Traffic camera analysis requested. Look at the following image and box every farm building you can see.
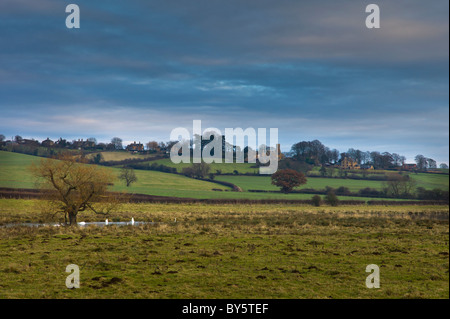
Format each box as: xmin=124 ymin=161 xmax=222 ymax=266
xmin=402 ymin=163 xmax=417 ymax=171
xmin=126 ymin=141 xmax=144 ymax=153
xmin=72 ymin=139 xmax=95 ymax=149
xmin=19 ymin=139 xmax=40 ymax=147
xmin=340 ymin=157 xmax=360 ymax=170
xmin=41 ymin=138 xmax=54 ymax=147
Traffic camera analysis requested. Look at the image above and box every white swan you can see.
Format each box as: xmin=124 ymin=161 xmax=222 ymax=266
xmin=105 ymin=219 xmax=109 ymax=226
xmin=78 ymin=221 xmax=86 ymax=226
xmin=131 ymin=217 xmax=135 ymax=225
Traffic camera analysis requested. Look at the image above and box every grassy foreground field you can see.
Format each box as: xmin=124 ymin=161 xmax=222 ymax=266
xmin=0 ymin=199 xmax=448 ymax=299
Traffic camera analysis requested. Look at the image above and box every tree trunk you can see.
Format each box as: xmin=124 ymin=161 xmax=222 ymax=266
xmin=68 ymin=212 xmax=77 ymax=226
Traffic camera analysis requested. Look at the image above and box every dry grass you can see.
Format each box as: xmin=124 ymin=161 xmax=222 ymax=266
xmin=0 ymin=199 xmax=448 ymax=299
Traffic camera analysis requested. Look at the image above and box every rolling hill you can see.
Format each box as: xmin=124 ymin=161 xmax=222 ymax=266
xmin=0 ymin=151 xmax=230 ymax=198
xmin=0 ymin=151 xmax=447 ymax=201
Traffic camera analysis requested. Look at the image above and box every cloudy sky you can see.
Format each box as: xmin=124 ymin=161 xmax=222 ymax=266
xmin=0 ymin=0 xmax=448 ymax=163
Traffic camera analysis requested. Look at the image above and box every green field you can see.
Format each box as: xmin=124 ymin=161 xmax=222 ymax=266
xmin=0 ymin=151 xmax=404 ymax=201
xmin=217 ymin=175 xmax=384 ymax=192
xmin=216 ymin=174 xmax=449 ymax=193
xmin=88 ymin=151 xmax=157 ymax=162
xmin=0 ymin=151 xmax=448 ymax=201
xmin=0 ymin=199 xmax=448 ymax=299
xmin=0 ymin=151 xmax=39 ymax=189
xmin=410 ymin=173 xmax=449 ymax=190
xmin=136 ymin=158 xmax=259 ymax=174
xmin=0 ymin=151 xmax=229 ymax=199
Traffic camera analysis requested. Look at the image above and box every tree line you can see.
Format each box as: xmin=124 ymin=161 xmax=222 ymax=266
xmin=289 ymin=139 xmax=446 ymax=170
xmin=1 ymin=134 xmax=447 ymax=171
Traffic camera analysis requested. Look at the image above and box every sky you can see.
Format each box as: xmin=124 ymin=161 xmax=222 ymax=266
xmin=0 ymin=0 xmax=448 ymax=164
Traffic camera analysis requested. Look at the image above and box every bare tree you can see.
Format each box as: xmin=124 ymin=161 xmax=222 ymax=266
xmin=15 ymin=135 xmax=23 ymax=143
xmin=383 ymin=174 xmax=417 ymax=198
xmin=111 ymin=137 xmax=123 ymax=150
xmin=392 ymin=153 xmax=403 ymax=167
xmin=182 ymin=162 xmax=210 ymax=179
xmin=399 ymin=155 xmax=407 ymax=166
xmin=30 ymin=154 xmax=118 ymax=225
xmin=119 ymin=167 xmax=138 ymax=187
xmin=427 ymin=158 xmax=437 ymax=169
xmin=146 ymin=141 xmax=159 ymax=152
xmin=415 ymin=155 xmax=428 ymax=171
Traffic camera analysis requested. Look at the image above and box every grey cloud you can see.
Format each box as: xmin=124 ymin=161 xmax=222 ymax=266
xmin=0 ymin=0 xmax=448 ymax=164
